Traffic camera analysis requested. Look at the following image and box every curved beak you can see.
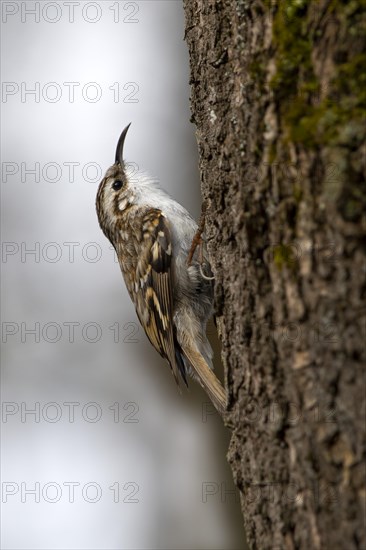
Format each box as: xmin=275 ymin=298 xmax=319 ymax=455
xmin=115 ymin=122 xmax=132 ymax=165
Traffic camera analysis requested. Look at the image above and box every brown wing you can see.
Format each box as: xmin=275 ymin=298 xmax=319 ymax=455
xmin=124 ymin=211 xmax=185 ymax=387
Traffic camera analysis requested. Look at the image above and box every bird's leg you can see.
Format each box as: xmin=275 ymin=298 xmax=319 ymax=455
xmin=199 ymin=251 xmax=215 ymax=280
xmin=187 ymin=202 xmax=206 ymax=266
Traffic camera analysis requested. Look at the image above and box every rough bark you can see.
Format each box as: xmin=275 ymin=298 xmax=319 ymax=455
xmin=183 ymin=1 xmax=365 ymax=549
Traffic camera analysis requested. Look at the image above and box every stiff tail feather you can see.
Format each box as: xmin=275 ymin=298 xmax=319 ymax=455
xmin=182 ymin=346 xmax=226 ymax=416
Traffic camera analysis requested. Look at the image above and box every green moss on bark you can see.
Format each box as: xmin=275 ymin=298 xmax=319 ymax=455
xmin=269 ymin=1 xmax=366 ymax=150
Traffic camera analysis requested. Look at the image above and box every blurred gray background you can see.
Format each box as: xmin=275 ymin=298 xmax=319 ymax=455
xmin=1 ymin=1 xmax=244 ymax=548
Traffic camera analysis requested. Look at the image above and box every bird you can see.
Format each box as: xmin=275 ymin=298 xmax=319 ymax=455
xmin=96 ymin=124 xmax=226 ymax=415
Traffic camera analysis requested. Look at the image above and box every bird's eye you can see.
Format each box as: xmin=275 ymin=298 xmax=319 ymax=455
xmin=112 ymin=180 xmax=123 ymax=191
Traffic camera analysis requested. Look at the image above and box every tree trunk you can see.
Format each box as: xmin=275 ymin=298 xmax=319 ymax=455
xmin=183 ymin=1 xmax=365 ymax=549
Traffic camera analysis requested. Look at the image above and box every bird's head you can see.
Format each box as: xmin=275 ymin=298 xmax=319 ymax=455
xmin=96 ymin=123 xmax=169 ymax=244
xmin=96 ymin=123 xmax=135 ymax=239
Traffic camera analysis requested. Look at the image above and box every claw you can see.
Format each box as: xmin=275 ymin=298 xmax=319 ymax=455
xmin=187 ymin=202 xmax=207 ymax=266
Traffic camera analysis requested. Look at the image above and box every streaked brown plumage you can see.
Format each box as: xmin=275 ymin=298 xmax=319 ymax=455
xmin=96 ymin=124 xmax=226 ymax=414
